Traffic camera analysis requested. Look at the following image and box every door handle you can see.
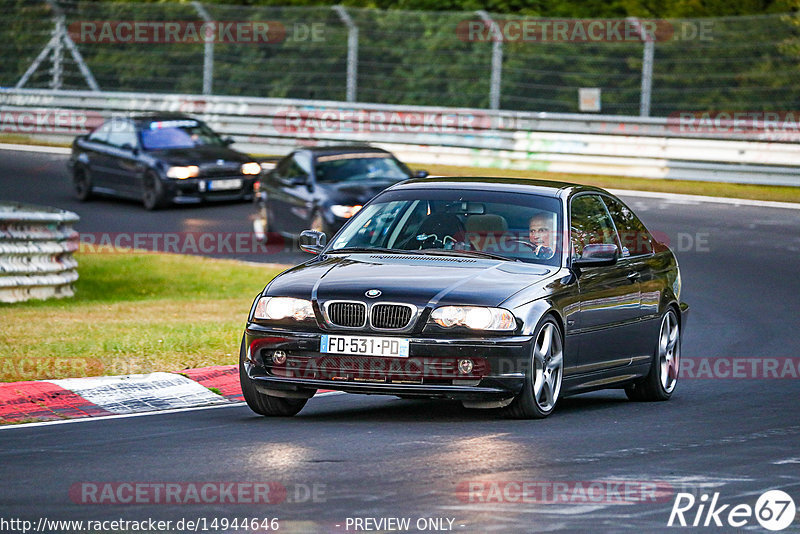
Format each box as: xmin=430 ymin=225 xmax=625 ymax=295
xmin=627 ymin=271 xmax=641 ymax=281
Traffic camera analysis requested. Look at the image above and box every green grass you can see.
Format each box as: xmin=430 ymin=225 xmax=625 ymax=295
xmin=414 ymin=164 xmax=800 ymax=204
xmin=0 ymin=253 xmax=284 ymax=382
xmin=0 ymin=133 xmax=71 ymax=148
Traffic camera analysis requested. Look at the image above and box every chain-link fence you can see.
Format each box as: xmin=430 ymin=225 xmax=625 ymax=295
xmin=2 ymin=0 xmax=800 ymax=116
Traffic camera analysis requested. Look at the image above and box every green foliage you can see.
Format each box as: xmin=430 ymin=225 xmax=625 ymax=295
xmin=2 ymin=0 xmax=799 ymax=114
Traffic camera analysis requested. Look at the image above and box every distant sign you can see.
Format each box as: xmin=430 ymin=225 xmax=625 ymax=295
xmin=579 ymin=88 xmax=601 ymax=112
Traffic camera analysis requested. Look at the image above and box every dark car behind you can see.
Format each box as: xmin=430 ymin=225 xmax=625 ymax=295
xmin=253 ymin=146 xmax=426 ymax=241
xmin=69 ymin=114 xmax=262 ymax=210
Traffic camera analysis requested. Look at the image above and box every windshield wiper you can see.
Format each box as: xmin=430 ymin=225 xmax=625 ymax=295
xmin=325 ymin=247 xmax=422 ymax=255
xmin=326 ymin=247 xmax=515 ymax=262
xmin=422 ymin=249 xmax=518 ymax=262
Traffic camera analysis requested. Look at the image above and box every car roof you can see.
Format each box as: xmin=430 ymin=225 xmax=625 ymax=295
xmin=386 ymin=176 xmax=608 ymax=198
xmin=130 ymin=113 xmax=199 ymax=124
xmin=298 ymin=145 xmax=392 ymax=157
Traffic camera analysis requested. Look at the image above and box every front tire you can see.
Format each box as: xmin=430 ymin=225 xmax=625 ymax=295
xmin=239 ymin=336 xmax=309 ymax=417
xmin=503 ymin=317 xmax=563 ymax=419
xmin=625 ymin=309 xmax=680 ymax=402
xmin=73 ymin=166 xmax=93 ymax=201
xmin=142 ymin=172 xmax=168 ymax=211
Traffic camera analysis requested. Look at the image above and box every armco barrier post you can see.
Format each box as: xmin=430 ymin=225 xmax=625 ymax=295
xmin=0 ymin=203 xmax=79 ymax=303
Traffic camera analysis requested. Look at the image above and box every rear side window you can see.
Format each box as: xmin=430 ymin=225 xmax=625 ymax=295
xmin=87 ymin=122 xmax=112 ymax=143
xmin=602 ymin=196 xmax=653 ymax=256
xmin=570 ymin=194 xmax=618 ymax=259
xmin=106 ymin=121 xmax=138 ymax=149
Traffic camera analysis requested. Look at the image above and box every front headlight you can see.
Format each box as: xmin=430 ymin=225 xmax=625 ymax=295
xmin=430 ymin=306 xmax=516 ymax=331
xmin=166 ymin=165 xmax=199 ymax=179
xmin=330 ymin=204 xmax=363 ymax=219
xmin=241 ymin=162 xmax=262 ymax=175
xmin=253 ymin=297 xmax=314 ymax=321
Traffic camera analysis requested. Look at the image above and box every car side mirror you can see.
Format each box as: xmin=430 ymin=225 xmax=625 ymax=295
xmin=223 ymin=137 xmax=235 ymax=146
xmin=573 ymin=243 xmax=619 ymax=268
xmin=413 ymin=170 xmax=429 ymax=178
xmin=299 ymin=230 xmax=327 ymax=255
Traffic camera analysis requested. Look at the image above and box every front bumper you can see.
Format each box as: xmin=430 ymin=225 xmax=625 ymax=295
xmin=163 ymin=176 xmax=257 ymax=203
xmin=243 ymin=325 xmax=532 ymax=401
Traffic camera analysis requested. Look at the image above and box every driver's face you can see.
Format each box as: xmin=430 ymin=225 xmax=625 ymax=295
xmin=529 ymin=216 xmax=554 ymax=247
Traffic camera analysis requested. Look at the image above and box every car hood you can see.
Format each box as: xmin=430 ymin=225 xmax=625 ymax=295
xmin=266 ymin=252 xmax=557 ymax=310
xmin=149 ymin=145 xmax=251 ymax=166
xmin=318 ymin=179 xmax=404 ymax=205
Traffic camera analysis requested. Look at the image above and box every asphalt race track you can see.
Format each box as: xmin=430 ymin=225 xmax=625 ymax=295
xmin=2 ymin=147 xmax=800 ymax=532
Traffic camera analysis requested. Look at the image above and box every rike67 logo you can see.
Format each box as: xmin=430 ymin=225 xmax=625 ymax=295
xmin=668 ymin=490 xmax=796 ymax=531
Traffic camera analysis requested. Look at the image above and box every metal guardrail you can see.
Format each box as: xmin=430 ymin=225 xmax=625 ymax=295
xmin=1 ymin=88 xmax=799 ymax=187
xmin=0 ymin=202 xmax=79 ymax=303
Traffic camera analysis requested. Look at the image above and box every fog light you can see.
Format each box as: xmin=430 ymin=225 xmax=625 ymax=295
xmin=458 ymin=359 xmax=474 ymax=375
xmin=272 ymin=350 xmax=287 ymax=365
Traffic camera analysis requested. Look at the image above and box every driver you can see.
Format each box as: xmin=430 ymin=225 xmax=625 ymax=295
xmin=527 ymin=212 xmax=556 ymax=259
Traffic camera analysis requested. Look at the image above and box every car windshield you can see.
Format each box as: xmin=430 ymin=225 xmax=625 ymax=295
xmin=315 ymin=153 xmax=411 ymax=183
xmin=327 ymin=188 xmax=563 ymax=266
xmin=139 ymin=119 xmax=225 ymax=150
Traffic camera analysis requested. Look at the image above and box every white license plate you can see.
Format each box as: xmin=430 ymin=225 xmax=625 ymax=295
xmin=208 ymin=178 xmax=242 ymax=191
xmin=320 ymin=335 xmax=409 ymax=358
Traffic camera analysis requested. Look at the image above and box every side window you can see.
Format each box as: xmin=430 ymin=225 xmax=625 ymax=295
xmin=294 ymin=152 xmax=312 ymax=175
xmin=273 ymin=155 xmax=293 ymax=178
xmin=87 ymin=122 xmax=112 ymax=144
xmin=275 ymin=153 xmax=310 ymax=181
xmin=602 ymin=196 xmax=653 ymax=257
xmin=285 ymin=158 xmax=308 ymax=180
xmin=570 ymin=194 xmax=618 ymax=259
xmin=106 ymin=121 xmax=138 ymax=150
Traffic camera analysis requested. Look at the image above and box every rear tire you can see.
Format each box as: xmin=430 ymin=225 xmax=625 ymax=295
xmin=239 ymin=336 xmax=309 ymax=417
xmin=625 ymin=309 xmax=680 ymax=402
xmin=502 ymin=317 xmax=563 ymax=419
xmin=142 ymin=172 xmax=168 ymax=211
xmin=73 ymin=166 xmax=93 ymax=201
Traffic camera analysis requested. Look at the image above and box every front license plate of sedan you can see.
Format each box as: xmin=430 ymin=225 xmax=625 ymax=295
xmin=320 ymin=335 xmax=409 ymax=358
xmin=208 ymin=178 xmax=242 ymax=191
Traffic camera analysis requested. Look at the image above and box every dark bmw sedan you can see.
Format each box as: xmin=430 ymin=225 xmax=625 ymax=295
xmin=68 ymin=114 xmax=261 ymax=210
xmin=253 ymin=146 xmax=426 ymax=241
xmin=240 ymin=177 xmax=688 ymax=419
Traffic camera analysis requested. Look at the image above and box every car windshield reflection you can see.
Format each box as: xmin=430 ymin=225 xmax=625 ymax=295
xmin=315 ymin=153 xmax=411 ymax=183
xmin=328 ymin=190 xmax=562 ymax=266
xmin=140 ymin=119 xmax=225 ymax=150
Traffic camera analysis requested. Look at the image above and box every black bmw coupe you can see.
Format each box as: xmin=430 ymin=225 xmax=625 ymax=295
xmin=68 ymin=114 xmax=261 ymax=210
xmin=240 ymin=177 xmax=688 ymax=419
xmin=252 ymin=146 xmax=426 ymax=241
